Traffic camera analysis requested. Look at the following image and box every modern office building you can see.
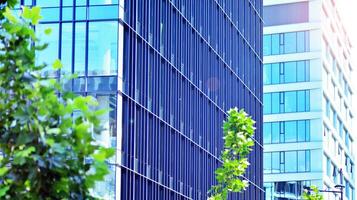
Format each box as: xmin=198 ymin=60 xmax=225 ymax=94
xmin=21 ymin=0 xmax=264 ymax=199
xmin=263 ymin=0 xmax=355 ymax=199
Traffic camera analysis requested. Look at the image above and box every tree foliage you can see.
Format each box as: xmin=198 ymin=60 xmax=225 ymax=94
xmin=302 ymin=186 xmax=324 ymax=200
xmin=0 ymin=3 xmax=114 ymax=199
xmin=208 ymin=108 xmax=255 ymax=200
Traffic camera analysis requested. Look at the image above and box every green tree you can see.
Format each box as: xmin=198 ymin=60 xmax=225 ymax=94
xmin=208 ymin=108 xmax=255 ymax=200
xmin=302 ymin=186 xmax=324 ymax=200
xmin=0 ymin=2 xmax=114 ymax=199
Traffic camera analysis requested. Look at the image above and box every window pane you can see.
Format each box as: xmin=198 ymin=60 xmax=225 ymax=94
xmin=272 ymin=122 xmax=279 ymax=143
xmin=285 ymin=91 xmax=297 ymax=113
xmin=297 ymin=120 xmax=306 ymax=142
xmin=92 ymin=94 xmax=117 ymax=148
xmin=298 ymin=151 xmax=306 ymax=172
xmin=36 ymin=0 xmax=59 ymax=7
xmin=88 ymin=21 xmax=118 ymax=75
xmin=297 ymin=90 xmax=306 ymax=112
xmin=284 ymin=62 xmax=297 ymax=83
xmin=284 ymin=32 xmax=297 ymax=54
xmin=264 ymin=153 xmax=272 ymax=173
xmin=90 ymin=0 xmax=118 ymax=5
xmin=305 ymin=91 xmax=310 ymax=111
xmin=264 ymin=64 xmax=272 ymax=85
xmin=41 ymin=8 xmax=60 ymax=21
xmin=264 ymin=35 xmax=272 ymax=56
xmin=297 ymin=32 xmax=306 ymax=52
xmin=264 ymin=123 xmax=272 ymax=144
xmin=264 ymin=2 xmax=309 ymax=26
xmin=271 ymin=34 xmax=280 ymax=55
xmin=271 ymin=63 xmax=280 ymax=84
xmin=89 ymin=5 xmax=118 ymax=20
xmin=36 ymin=23 xmax=59 ymax=76
xmin=285 ymin=151 xmax=297 ymax=172
xmin=62 ymin=7 xmax=73 ymax=21
xmin=297 ymin=61 xmax=306 ymax=82
xmin=75 ymin=23 xmax=86 ymax=75
xmin=285 ymin=121 xmax=297 ymax=142
xmin=61 ymin=23 xmax=73 ymax=74
xmin=272 ymin=93 xmax=280 ymax=113
xmin=272 ymin=152 xmax=280 ymax=173
xmin=264 ymin=93 xmax=272 ymax=114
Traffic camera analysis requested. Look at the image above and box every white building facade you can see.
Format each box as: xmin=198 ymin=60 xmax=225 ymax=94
xmin=263 ymin=0 xmax=355 ymax=199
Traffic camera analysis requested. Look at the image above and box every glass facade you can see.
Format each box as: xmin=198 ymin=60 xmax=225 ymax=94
xmin=28 ymin=0 xmax=264 ymax=199
xmin=263 ymin=61 xmax=310 ymax=85
xmin=263 ymin=1 xmax=356 ymax=200
xmin=263 ymin=90 xmax=310 ymax=114
xmin=264 ymin=120 xmax=310 ymax=144
xmin=264 ymin=180 xmax=311 ymax=200
xmin=263 ymin=31 xmax=309 ymax=56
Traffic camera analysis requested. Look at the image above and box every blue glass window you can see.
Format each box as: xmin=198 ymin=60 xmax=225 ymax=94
xmin=75 ymin=6 xmax=87 ymax=20
xmin=90 ymin=0 xmax=118 ymax=5
xmin=264 ymin=35 xmax=272 ymax=56
xmin=285 ymin=151 xmax=297 ymax=173
xmin=41 ymin=8 xmax=60 ymax=21
xmin=36 ymin=0 xmax=60 ymax=7
xmin=284 ymin=62 xmax=297 ymax=83
xmin=264 ymin=123 xmax=272 ymax=144
xmin=271 ymin=63 xmax=280 ymax=84
xmin=272 ymin=93 xmax=280 ymax=114
xmin=36 ymin=23 xmax=59 ymax=76
xmin=271 ymin=34 xmax=280 ymax=55
xmin=297 ymin=120 xmax=306 ymax=142
xmin=272 ymin=152 xmax=280 ymax=173
xmin=88 ymin=21 xmax=118 ymax=76
xmin=264 ymin=153 xmax=272 ymax=173
xmin=61 ymin=23 xmax=73 ymax=74
xmin=297 ymin=32 xmax=306 ymax=52
xmin=272 ymin=122 xmax=280 ymax=143
xmin=264 ymin=93 xmax=272 ymax=114
xmin=75 ymin=23 xmax=86 ymax=75
xmin=284 ymin=32 xmax=297 ymax=54
xmin=89 ymin=5 xmax=118 ymax=20
xmin=298 ymin=151 xmax=306 ymax=172
xmin=285 ymin=121 xmax=297 ymax=142
xmin=62 ymin=7 xmax=73 ymax=21
xmin=285 ymin=91 xmax=297 ymax=113
xmin=264 ymin=64 xmax=272 ymax=85
xmin=297 ymin=90 xmax=306 ymax=112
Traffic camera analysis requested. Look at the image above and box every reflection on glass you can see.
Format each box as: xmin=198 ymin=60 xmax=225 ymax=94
xmin=61 ymin=23 xmax=72 ymax=74
xmin=36 ymin=0 xmax=59 ymax=7
xmin=36 ymin=23 xmax=59 ymax=76
xmin=75 ymin=23 xmax=86 ymax=75
xmin=284 ymin=32 xmax=297 ymax=53
xmin=41 ymin=8 xmax=60 ymax=21
xmin=285 ymin=91 xmax=297 ymax=113
xmin=88 ymin=21 xmax=118 ymax=75
xmin=285 ymin=151 xmax=297 ymax=172
xmin=284 ymin=62 xmax=297 ymax=83
xmin=92 ymin=94 xmax=117 ymax=148
xmin=90 ymin=0 xmax=118 ymax=5
xmin=89 ymin=5 xmax=118 ymax=20
xmin=87 ymin=77 xmax=117 ymax=92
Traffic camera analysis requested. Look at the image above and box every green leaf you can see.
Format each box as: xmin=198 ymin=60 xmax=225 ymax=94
xmin=13 ymin=147 xmax=36 ymax=165
xmin=22 ymin=7 xmax=32 ymax=20
xmin=52 ymin=59 xmax=62 ymax=70
xmin=44 ymin=28 xmax=52 ymax=35
xmin=3 ymin=7 xmax=18 ymax=23
xmin=0 ymin=167 xmax=9 ymax=177
xmin=93 ymin=147 xmax=115 ymax=162
xmin=30 ymin=6 xmax=42 ymax=25
xmin=0 ymin=186 xmax=9 ymax=198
